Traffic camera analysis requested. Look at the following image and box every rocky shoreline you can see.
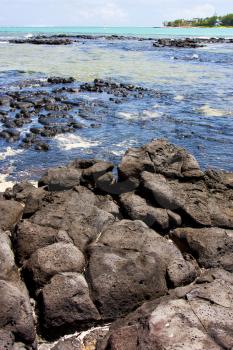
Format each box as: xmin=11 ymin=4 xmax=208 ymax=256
xmin=0 ymin=139 xmax=232 ymax=349
xmin=8 ymin=34 xmax=233 ymax=48
xmin=0 ymin=77 xmax=160 ymax=152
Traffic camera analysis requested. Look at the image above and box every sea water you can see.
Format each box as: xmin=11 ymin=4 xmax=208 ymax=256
xmin=0 ymin=27 xmax=233 ymax=185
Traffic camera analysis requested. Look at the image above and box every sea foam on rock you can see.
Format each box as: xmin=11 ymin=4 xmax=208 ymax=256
xmin=0 ymin=139 xmax=233 ymax=348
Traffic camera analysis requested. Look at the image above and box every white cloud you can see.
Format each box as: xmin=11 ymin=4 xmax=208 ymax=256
xmin=174 ymin=4 xmax=216 ymax=19
xmin=78 ymin=1 xmax=128 ymax=25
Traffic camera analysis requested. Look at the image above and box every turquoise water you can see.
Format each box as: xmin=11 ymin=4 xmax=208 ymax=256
xmin=0 ymin=28 xmax=233 ymax=185
xmin=1 ymin=26 xmax=233 ymax=38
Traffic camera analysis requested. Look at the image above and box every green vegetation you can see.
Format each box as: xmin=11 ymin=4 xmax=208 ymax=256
xmin=164 ymin=14 xmax=233 ymax=27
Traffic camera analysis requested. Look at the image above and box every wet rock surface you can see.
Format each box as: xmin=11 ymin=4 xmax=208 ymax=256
xmin=8 ymin=34 xmax=233 ymax=48
xmin=152 ymin=37 xmax=233 ymax=48
xmin=0 ymin=139 xmax=233 ymax=348
xmin=0 ymin=76 xmax=161 ymax=152
xmin=9 ymin=38 xmax=73 ymax=45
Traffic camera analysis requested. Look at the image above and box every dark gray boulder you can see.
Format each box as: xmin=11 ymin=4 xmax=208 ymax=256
xmin=23 ymin=187 xmax=47 ymax=216
xmin=41 ymin=272 xmax=100 ymax=335
xmin=0 ymin=231 xmax=16 ymax=281
xmin=170 ymin=227 xmax=233 ymax=271
xmin=118 ymin=139 xmax=203 ymax=182
xmin=141 ymin=171 xmax=211 ymax=226
xmin=0 ymin=280 xmax=36 ymax=348
xmin=38 ymin=167 xmax=82 ymax=191
xmin=87 ymin=244 xmax=167 ymax=319
xmin=120 ymin=192 xmax=170 ymax=229
xmin=15 ymin=221 xmax=58 ymax=263
xmin=87 ymin=220 xmax=197 ymax=319
xmin=30 ymin=187 xmax=115 ymax=251
xmin=0 ymin=200 xmax=24 ymax=231
xmin=82 ymin=161 xmax=114 ymax=182
xmin=25 ymin=242 xmax=85 ymax=287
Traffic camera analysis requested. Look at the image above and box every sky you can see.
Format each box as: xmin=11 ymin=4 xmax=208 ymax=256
xmin=0 ymin=0 xmax=232 ymax=27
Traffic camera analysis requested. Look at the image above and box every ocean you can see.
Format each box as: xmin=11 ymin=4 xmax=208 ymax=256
xmin=1 ymin=26 xmax=233 ymax=38
xmin=0 ymin=27 xmax=233 ymax=187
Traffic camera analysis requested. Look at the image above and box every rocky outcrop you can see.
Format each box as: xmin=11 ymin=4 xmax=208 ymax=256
xmin=0 ymin=231 xmax=36 ymax=349
xmin=0 ymin=139 xmax=233 ymax=348
xmin=8 ymin=35 xmax=233 ymax=47
xmin=97 ymin=271 xmax=233 ymax=349
xmin=152 ymin=37 xmax=233 ymax=48
xmin=153 ymin=38 xmax=205 ymax=48
xmin=9 ymin=38 xmax=72 ymax=45
xmin=0 ymin=77 xmax=162 ymax=152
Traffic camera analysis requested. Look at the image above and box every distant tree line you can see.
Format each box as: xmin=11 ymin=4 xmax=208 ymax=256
xmin=164 ymin=14 xmax=233 ymax=27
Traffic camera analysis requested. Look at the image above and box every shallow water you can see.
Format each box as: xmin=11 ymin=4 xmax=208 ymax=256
xmin=0 ymin=29 xmax=233 ymax=185
xmin=1 ymin=26 xmax=233 ymax=38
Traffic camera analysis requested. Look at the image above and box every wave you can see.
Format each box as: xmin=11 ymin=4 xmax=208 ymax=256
xmin=55 ymin=133 xmax=100 ymax=150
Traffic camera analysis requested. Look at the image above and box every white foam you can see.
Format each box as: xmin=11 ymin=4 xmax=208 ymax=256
xmin=25 ymin=33 xmax=33 ymax=38
xmin=38 ymin=325 xmax=110 ymax=350
xmin=0 ymin=147 xmax=24 ymax=161
xmin=198 ymin=104 xmax=226 ymax=117
xmin=118 ymin=110 xmax=160 ymax=121
xmin=174 ymin=95 xmax=185 ymax=101
xmin=142 ymin=110 xmax=160 ymax=119
xmin=0 ymin=173 xmax=38 ymax=192
xmin=55 ymin=134 xmax=100 ymax=150
xmin=191 ymin=54 xmax=199 ymax=60
xmin=111 ymin=149 xmax=125 ymax=156
xmin=0 ymin=174 xmax=14 ymax=192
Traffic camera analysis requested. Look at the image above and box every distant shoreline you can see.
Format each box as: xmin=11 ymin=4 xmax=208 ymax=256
xmin=164 ymin=26 xmax=233 ymax=29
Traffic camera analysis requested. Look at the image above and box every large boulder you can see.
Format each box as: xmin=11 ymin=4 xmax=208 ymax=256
xmin=96 ymin=194 xmax=120 ymax=217
xmin=15 ymin=221 xmax=58 ymax=263
xmin=0 ymin=280 xmax=36 ymax=348
xmin=30 ymin=187 xmax=115 ymax=251
xmin=38 ymin=167 xmax=82 ymax=191
xmin=208 ymin=189 xmax=233 ymax=228
xmin=87 ymin=220 xmax=197 ymax=319
xmin=142 ymin=171 xmax=211 ymax=226
xmin=0 ymin=230 xmax=36 ymax=349
xmin=41 ymin=272 xmax=100 ymax=336
xmin=23 ymin=187 xmax=47 ymax=216
xmin=0 ymin=200 xmax=24 ymax=231
xmin=25 ymin=242 xmax=85 ymax=287
xmin=81 ymin=160 xmax=114 ymax=182
xmin=118 ymin=139 xmax=203 ymax=182
xmin=97 ymin=277 xmax=233 ymax=350
xmin=4 ymin=182 xmax=36 ymax=202
xmin=0 ymin=231 xmax=16 ymax=281
xmin=170 ymin=227 xmax=233 ymax=271
xmin=120 ymin=192 xmax=175 ymax=229
xmin=87 ymin=244 xmax=167 ymax=319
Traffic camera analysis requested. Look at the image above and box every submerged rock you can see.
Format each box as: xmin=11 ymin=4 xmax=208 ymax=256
xmin=10 ymin=38 xmax=72 ymax=45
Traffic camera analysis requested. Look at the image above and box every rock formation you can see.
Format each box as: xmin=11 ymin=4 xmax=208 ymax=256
xmin=0 ymin=139 xmax=232 ymax=349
